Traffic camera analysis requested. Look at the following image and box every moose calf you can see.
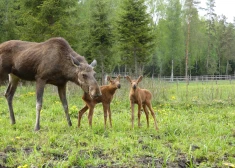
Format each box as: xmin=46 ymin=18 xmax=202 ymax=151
xmin=126 ymin=76 xmax=158 ymax=130
xmin=78 ymin=75 xmax=121 ymax=128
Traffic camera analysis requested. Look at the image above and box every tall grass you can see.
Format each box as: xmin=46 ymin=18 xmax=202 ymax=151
xmin=0 ymin=78 xmax=234 ymax=167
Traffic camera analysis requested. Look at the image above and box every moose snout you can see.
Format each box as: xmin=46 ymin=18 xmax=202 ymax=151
xmin=117 ymin=84 xmax=121 ymax=89
xmin=94 ymin=92 xmax=102 ymax=98
xmin=90 ymin=92 xmax=102 ymax=99
xmin=89 ymin=86 xmax=102 ymax=98
xmin=132 ymin=85 xmax=137 ymax=90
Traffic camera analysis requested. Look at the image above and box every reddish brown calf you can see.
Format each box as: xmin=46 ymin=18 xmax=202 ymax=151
xmin=78 ymin=75 xmax=121 ymax=128
xmin=126 ymin=76 xmax=158 ymax=130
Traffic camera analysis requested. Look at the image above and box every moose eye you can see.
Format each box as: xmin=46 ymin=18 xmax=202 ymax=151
xmin=82 ymin=74 xmax=87 ymax=79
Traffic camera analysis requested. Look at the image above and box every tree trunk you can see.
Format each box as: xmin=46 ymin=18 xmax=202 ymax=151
xmin=226 ymin=60 xmax=229 ymax=75
xmin=134 ymin=48 xmax=137 ymax=77
xmin=218 ymin=58 xmax=221 ymax=75
xmin=170 ymin=59 xmax=174 ymax=82
xmin=185 ymin=21 xmax=190 ymax=81
xmin=101 ymin=60 xmax=105 ymax=85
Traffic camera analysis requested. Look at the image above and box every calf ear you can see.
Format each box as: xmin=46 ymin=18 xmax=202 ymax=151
xmin=90 ymin=59 xmax=97 ymax=68
xmin=117 ymin=74 xmax=121 ymax=80
xmin=107 ymin=76 xmax=111 ymax=82
xmin=137 ymin=76 xmax=143 ymax=83
xmin=126 ymin=76 xmax=132 ymax=83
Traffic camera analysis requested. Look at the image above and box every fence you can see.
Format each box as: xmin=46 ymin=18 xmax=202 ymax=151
xmin=109 ymin=73 xmax=235 ymax=82
xmin=158 ymin=75 xmax=235 ymax=82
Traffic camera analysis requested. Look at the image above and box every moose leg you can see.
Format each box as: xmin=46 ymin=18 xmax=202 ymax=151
xmin=35 ymin=79 xmax=46 ymax=131
xmin=88 ymin=106 xmax=94 ymax=127
xmin=137 ymin=103 xmax=142 ymax=128
xmin=107 ymin=104 xmax=112 ymax=128
xmin=78 ymin=105 xmax=89 ymax=127
xmin=130 ymin=102 xmax=135 ymax=129
xmin=4 ymin=74 xmax=19 ymax=125
xmin=143 ymin=104 xmax=149 ymax=128
xmin=147 ymin=102 xmax=158 ymax=130
xmin=102 ymin=103 xmax=108 ymax=129
xmin=58 ymin=84 xmax=72 ymax=127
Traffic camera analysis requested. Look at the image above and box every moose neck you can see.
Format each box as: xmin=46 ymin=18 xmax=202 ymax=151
xmin=107 ymin=85 xmax=118 ymax=95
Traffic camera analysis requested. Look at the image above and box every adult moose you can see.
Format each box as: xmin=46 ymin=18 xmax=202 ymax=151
xmin=0 ymin=37 xmax=101 ymax=131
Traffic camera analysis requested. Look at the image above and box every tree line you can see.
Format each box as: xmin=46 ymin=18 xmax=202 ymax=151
xmin=1 ymin=0 xmax=235 ymax=82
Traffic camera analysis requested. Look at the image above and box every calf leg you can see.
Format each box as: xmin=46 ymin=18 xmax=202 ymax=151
xmin=58 ymin=84 xmax=72 ymax=128
xmin=146 ymin=102 xmax=158 ymax=130
xmin=102 ymin=103 xmax=108 ymax=129
xmin=130 ymin=102 xmax=135 ymax=129
xmin=4 ymin=74 xmax=19 ymax=125
xmin=78 ymin=105 xmax=89 ymax=127
xmin=35 ymin=79 xmax=46 ymax=131
xmin=88 ymin=106 xmax=94 ymax=127
xmin=108 ymin=105 xmax=112 ymax=128
xmin=143 ymin=104 xmax=149 ymax=128
xmin=137 ymin=103 xmax=142 ymax=127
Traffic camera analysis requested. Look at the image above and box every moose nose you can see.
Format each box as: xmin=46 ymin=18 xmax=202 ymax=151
xmin=91 ymin=92 xmax=102 ymax=99
xmin=133 ymin=85 xmax=136 ymax=90
xmin=96 ymin=92 xmax=102 ymax=97
xmin=117 ymin=84 xmax=121 ymax=89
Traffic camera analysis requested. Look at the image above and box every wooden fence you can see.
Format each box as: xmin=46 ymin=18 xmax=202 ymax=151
xmin=109 ymin=73 xmax=235 ymax=82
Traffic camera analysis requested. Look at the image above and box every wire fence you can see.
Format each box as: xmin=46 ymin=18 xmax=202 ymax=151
xmin=109 ymin=73 xmax=235 ymax=83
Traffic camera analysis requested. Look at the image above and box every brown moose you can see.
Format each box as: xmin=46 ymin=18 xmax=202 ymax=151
xmin=126 ymin=76 xmax=158 ymax=130
xmin=78 ymin=75 xmax=121 ymax=128
xmin=0 ymin=37 xmax=101 ymax=131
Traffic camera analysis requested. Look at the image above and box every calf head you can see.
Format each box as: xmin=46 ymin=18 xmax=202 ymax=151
xmin=76 ymin=60 xmax=101 ymax=98
xmin=126 ymin=76 xmax=143 ymax=90
xmin=107 ymin=75 xmax=121 ymax=89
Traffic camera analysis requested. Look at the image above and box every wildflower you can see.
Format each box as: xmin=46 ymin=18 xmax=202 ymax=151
xmin=18 ymin=165 xmax=28 ymax=168
xmin=28 ymin=92 xmax=35 ymax=96
xmin=15 ymin=136 xmax=21 ymax=140
xmin=55 ymin=101 xmax=60 ymax=104
xmin=70 ymin=105 xmax=78 ymax=112
xmin=171 ymin=96 xmax=176 ymax=100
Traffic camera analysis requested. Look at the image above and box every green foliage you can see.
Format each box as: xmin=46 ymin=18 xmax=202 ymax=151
xmin=15 ymin=0 xmax=79 ymax=44
xmin=89 ymin=0 xmax=114 ymax=75
xmin=76 ymin=0 xmax=117 ymax=77
xmin=0 ymin=0 xmax=19 ymax=42
xmin=116 ymin=0 xmax=154 ymax=76
xmin=1 ymin=0 xmax=235 ymax=76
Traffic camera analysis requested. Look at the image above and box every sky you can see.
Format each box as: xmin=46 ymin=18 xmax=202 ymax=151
xmin=200 ymin=0 xmax=235 ymax=22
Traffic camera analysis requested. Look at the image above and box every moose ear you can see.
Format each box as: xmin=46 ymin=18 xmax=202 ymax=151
xmin=137 ymin=76 xmax=143 ymax=83
xmin=90 ymin=59 xmax=97 ymax=68
xmin=107 ymin=76 xmax=111 ymax=82
xmin=126 ymin=76 xmax=132 ymax=83
xmin=72 ymin=57 xmax=80 ymax=66
xmin=117 ymin=74 xmax=121 ymax=80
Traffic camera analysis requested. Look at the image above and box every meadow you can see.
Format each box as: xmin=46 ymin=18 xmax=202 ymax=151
xmin=0 ymin=78 xmax=235 ymax=168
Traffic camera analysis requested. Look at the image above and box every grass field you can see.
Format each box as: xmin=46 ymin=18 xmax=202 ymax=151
xmin=0 ymin=78 xmax=235 ymax=168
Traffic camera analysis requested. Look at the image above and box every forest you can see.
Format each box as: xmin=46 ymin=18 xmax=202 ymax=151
xmin=0 ymin=0 xmax=235 ymax=79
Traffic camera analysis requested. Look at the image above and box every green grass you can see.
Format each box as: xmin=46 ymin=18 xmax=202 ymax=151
xmin=0 ymin=79 xmax=235 ymax=167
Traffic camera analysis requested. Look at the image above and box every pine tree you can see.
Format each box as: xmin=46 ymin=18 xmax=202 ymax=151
xmin=117 ymin=0 xmax=154 ymax=76
xmin=89 ymin=0 xmax=114 ymax=84
xmin=205 ymin=0 xmax=217 ymax=74
xmin=183 ymin=0 xmax=200 ymax=79
xmin=0 ymin=0 xmax=18 ymax=42
xmin=17 ymin=0 xmax=79 ymax=43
